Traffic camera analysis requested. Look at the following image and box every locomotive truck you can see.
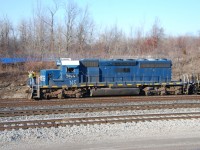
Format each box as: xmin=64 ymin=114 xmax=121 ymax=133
xmin=27 ymin=58 xmax=197 ymax=99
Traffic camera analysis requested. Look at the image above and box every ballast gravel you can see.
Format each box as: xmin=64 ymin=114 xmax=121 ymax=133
xmin=1 ymin=100 xmax=200 ymax=149
xmin=1 ymin=107 xmax=200 ymax=122
xmin=2 ymin=99 xmax=200 ymax=111
xmin=1 ymin=119 xmax=200 ymax=150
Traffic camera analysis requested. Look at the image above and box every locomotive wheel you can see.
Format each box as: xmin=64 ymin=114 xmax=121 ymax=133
xmin=160 ymin=90 xmax=166 ymax=96
xmin=75 ymin=93 xmax=82 ymax=98
xmin=58 ymin=93 xmax=64 ymax=99
xmin=145 ymin=91 xmax=151 ymax=96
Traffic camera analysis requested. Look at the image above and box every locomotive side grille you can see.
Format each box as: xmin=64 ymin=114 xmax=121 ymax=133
xmin=113 ymin=62 xmax=136 ymax=66
xmin=140 ymin=63 xmax=171 ymax=68
xmin=81 ymin=61 xmax=99 ymax=67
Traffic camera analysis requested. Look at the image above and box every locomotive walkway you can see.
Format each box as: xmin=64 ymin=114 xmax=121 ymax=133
xmin=1 ymin=112 xmax=200 ymax=131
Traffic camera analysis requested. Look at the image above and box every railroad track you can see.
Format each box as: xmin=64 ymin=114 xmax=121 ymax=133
xmin=1 ymin=112 xmax=200 ymax=131
xmin=1 ymin=103 xmax=200 ymax=117
xmin=1 ymin=95 xmax=200 ymax=108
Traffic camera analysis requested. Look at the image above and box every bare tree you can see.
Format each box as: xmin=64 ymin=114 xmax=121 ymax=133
xmin=130 ymin=26 xmax=145 ymax=56
xmin=146 ymin=18 xmax=164 ymax=53
xmin=151 ymin=18 xmax=164 ymax=40
xmin=76 ymin=5 xmax=95 ymax=54
xmin=98 ymin=24 xmax=125 ymax=58
xmin=18 ymin=19 xmax=32 ymax=56
xmin=55 ymin=24 xmax=65 ymax=56
xmin=0 ymin=16 xmax=13 ymax=57
xmin=32 ymin=0 xmax=48 ymax=58
xmin=43 ymin=0 xmax=60 ymax=53
xmin=63 ymin=1 xmax=80 ymax=54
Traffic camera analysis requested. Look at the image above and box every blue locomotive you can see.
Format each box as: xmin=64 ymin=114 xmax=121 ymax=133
xmin=28 ymin=58 xmax=190 ymax=99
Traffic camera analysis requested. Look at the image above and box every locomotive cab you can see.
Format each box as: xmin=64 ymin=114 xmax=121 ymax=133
xmin=39 ymin=58 xmax=80 ymax=87
xmin=56 ymin=58 xmax=80 ymax=86
xmin=32 ymin=58 xmax=81 ymax=99
xmin=39 ymin=69 xmax=60 ymax=86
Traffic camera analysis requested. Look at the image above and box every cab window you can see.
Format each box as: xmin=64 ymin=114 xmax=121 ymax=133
xmin=67 ymin=67 xmax=74 ymax=73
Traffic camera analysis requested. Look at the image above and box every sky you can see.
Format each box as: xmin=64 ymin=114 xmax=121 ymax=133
xmin=0 ymin=0 xmax=200 ymax=36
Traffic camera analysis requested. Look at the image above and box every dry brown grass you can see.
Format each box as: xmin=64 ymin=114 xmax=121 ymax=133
xmin=0 ymin=61 xmax=56 ymax=85
xmin=0 ymin=61 xmax=56 ymax=72
xmin=24 ymin=61 xmax=56 ymax=72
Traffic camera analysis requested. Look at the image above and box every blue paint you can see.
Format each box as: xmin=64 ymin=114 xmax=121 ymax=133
xmin=39 ymin=58 xmax=172 ymax=87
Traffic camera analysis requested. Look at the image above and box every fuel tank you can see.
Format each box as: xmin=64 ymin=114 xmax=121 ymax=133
xmin=90 ymin=88 xmax=140 ymax=97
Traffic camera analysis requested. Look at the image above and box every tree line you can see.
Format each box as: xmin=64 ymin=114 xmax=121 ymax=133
xmin=0 ymin=0 xmax=200 ymax=76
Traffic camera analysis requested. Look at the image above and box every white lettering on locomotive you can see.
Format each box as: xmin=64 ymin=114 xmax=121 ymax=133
xmin=69 ymin=80 xmax=77 ymax=85
xmin=40 ymin=75 xmax=45 ymax=81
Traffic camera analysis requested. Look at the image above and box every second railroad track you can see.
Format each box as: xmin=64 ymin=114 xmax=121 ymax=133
xmin=1 ymin=103 xmax=200 ymax=117
xmin=1 ymin=112 xmax=200 ymax=131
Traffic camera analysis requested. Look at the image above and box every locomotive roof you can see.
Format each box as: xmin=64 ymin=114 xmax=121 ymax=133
xmin=79 ymin=58 xmax=171 ymax=67
xmin=56 ymin=58 xmax=171 ymax=67
xmin=80 ymin=58 xmax=171 ymax=62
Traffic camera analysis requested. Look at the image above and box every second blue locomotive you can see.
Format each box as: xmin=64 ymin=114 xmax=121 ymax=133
xmin=29 ymin=58 xmax=186 ymax=99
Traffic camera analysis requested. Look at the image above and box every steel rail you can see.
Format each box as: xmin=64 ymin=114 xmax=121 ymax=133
xmin=1 ymin=112 xmax=200 ymax=131
xmin=1 ymin=95 xmax=200 ymax=108
xmin=1 ymin=103 xmax=200 ymax=117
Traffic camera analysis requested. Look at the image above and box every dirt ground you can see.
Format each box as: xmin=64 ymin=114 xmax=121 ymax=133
xmin=0 ymin=72 xmax=29 ymax=99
